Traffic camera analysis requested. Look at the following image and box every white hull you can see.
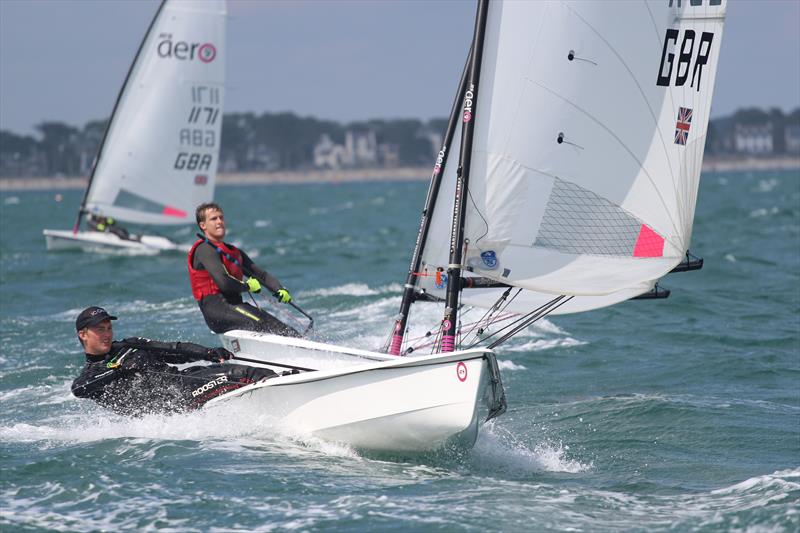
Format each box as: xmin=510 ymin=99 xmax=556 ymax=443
xmin=43 ymin=229 xmax=188 ymax=253
xmin=211 ymin=330 xmax=506 ymax=452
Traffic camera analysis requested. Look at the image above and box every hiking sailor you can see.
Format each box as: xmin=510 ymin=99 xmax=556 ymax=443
xmin=188 ymin=202 xmax=299 ymax=336
xmin=86 ymin=213 xmax=135 ymax=241
xmin=71 ymin=306 xmax=279 ymax=416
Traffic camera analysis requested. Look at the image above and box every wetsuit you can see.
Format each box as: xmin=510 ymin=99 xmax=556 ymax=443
xmin=188 ymin=239 xmax=300 ymax=336
xmin=71 ymin=337 xmax=277 ymax=416
xmin=87 ymin=215 xmax=133 ymax=241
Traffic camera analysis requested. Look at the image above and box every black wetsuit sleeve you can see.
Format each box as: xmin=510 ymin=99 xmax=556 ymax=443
xmin=117 ymin=337 xmax=218 ymax=363
xmin=192 ymin=242 xmax=248 ymax=296
xmin=240 ymin=250 xmax=283 ymax=294
xmin=71 ymin=364 xmax=117 ymax=398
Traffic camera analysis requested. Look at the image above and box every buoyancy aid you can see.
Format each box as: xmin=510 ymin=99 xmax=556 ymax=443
xmin=188 ymin=239 xmax=244 ymax=300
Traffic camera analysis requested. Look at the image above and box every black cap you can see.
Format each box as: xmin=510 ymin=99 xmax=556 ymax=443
xmin=75 ymin=306 xmax=117 ymax=331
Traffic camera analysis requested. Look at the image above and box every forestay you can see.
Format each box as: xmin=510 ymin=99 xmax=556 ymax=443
xmin=84 ymin=0 xmax=226 ymax=226
xmin=419 ymin=0 xmax=726 ymax=301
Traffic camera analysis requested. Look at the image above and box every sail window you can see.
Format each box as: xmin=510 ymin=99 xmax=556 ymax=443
xmin=534 ymin=178 xmax=659 ymax=257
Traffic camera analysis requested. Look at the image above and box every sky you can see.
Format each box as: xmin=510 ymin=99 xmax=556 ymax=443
xmin=1 ymin=0 xmax=798 ymax=137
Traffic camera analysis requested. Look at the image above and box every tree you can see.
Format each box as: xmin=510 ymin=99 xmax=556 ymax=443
xmin=36 ymin=121 xmax=81 ymax=175
xmin=0 ymin=130 xmax=43 ymax=177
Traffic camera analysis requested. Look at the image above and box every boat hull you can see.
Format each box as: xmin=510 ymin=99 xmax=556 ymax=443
xmin=210 ymin=331 xmax=506 ymax=452
xmin=43 ymin=229 xmax=187 ymax=253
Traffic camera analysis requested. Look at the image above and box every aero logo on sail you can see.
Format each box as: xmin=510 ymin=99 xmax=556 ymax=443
xmin=157 ymin=35 xmax=217 ymax=63
xmin=197 ymin=44 xmax=216 ymax=63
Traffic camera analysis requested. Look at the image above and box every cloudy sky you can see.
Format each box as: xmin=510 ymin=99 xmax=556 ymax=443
xmin=1 ymin=0 xmax=798 ymax=136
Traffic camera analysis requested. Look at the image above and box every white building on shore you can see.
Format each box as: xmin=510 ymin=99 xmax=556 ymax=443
xmin=313 ymin=130 xmax=379 ymax=169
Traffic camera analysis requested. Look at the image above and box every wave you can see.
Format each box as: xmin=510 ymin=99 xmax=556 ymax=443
xmin=471 ymin=421 xmax=593 ymax=474
xmin=550 ymin=392 xmax=800 ymax=415
xmin=308 ymin=201 xmax=356 ymax=215
xmin=496 ymin=359 xmax=526 ymax=371
xmin=504 ymin=337 xmax=586 ymax=352
xmin=750 ymin=206 xmax=781 ymax=218
xmin=304 ymin=283 xmax=381 ymax=298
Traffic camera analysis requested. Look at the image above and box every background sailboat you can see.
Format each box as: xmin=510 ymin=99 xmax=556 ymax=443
xmin=43 ymin=0 xmax=226 ymax=253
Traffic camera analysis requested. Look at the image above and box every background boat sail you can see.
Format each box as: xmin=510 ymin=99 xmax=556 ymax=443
xmin=214 ymin=0 xmax=727 ymax=453
xmin=43 ymin=0 xmax=226 ymax=253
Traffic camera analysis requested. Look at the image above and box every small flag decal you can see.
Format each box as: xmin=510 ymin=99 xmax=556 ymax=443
xmin=674 ymin=107 xmax=693 ymax=145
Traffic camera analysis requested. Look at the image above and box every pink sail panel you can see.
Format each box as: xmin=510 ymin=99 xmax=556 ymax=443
xmin=162 ymin=206 xmax=187 ymax=218
xmin=633 ymin=224 xmax=665 ymax=258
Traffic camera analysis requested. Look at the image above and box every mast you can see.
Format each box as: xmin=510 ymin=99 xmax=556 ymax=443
xmin=72 ymin=0 xmax=168 ymax=233
xmin=441 ymin=0 xmax=490 ymax=353
xmin=386 ymin=46 xmax=473 ymax=355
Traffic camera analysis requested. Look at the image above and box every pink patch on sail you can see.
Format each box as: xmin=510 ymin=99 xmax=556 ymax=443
xmin=633 ymin=224 xmax=665 ymax=257
xmin=162 ymin=206 xmax=187 ymax=218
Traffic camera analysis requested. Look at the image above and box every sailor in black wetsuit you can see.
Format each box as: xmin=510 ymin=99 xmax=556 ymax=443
xmin=187 ymin=202 xmax=299 ymax=336
xmin=86 ymin=213 xmax=135 ymax=241
xmin=71 ymin=306 xmax=278 ymax=416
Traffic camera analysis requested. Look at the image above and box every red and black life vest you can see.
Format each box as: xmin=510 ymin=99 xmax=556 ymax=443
xmin=187 ymin=239 xmax=244 ymax=301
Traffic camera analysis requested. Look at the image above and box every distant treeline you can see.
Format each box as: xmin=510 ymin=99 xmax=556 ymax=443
xmin=0 ymin=107 xmax=797 ymax=178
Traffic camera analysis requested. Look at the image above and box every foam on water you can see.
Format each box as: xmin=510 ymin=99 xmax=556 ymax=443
xmin=505 ymin=336 xmax=587 ymax=352
xmin=497 ymin=359 xmax=526 ymax=371
xmin=1 ymin=408 xmax=263 ymax=446
xmin=45 ymin=298 xmax=199 ymax=323
xmin=1 ymin=397 xmax=372 ymax=464
xmin=750 ymin=206 xmax=780 ymax=218
xmin=756 ymin=178 xmax=780 ymax=192
xmin=471 ymin=422 xmax=592 ymax=474
xmin=305 ymin=282 xmax=381 ymax=298
xmin=308 ymin=200 xmax=356 ymax=215
xmin=78 ymin=245 xmax=162 ymax=257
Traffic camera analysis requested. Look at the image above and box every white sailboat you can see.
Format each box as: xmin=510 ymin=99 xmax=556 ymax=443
xmin=44 ymin=0 xmax=226 ymax=253
xmin=213 ymin=0 xmax=727 ymax=453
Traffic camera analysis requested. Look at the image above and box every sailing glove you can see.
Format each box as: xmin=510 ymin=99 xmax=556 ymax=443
xmin=274 ymin=288 xmax=292 ymax=304
xmin=206 ymin=347 xmax=233 ymax=362
xmin=246 ymin=278 xmax=262 ymax=293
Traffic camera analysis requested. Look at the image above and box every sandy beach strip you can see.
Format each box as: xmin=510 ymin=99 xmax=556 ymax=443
xmin=0 ymin=167 xmax=432 ymax=192
xmin=1 ymin=157 xmax=798 ymax=192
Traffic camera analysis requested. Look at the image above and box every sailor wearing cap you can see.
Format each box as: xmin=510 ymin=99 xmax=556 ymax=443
xmin=71 ymin=306 xmax=279 ymax=416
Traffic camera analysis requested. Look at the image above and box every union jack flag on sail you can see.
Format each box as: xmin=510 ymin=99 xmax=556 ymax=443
xmin=674 ymin=107 xmax=693 ymax=145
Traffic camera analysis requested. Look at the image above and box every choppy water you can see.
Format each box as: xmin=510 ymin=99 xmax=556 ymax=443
xmin=1 ymin=171 xmax=798 ymax=531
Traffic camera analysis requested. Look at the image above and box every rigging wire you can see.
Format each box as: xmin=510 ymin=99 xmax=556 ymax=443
xmin=402 ymin=303 xmax=520 ymax=353
xmin=456 ymin=295 xmax=570 ymax=350
xmin=459 ymin=287 xmax=516 ymax=343
xmin=485 ymin=295 xmax=574 ymax=349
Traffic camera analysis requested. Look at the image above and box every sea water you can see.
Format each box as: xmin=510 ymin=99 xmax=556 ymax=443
xmin=1 ymin=170 xmax=798 ymax=532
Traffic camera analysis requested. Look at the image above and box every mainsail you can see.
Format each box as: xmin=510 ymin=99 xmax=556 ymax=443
xmin=80 ymin=0 xmax=226 ymax=227
xmin=390 ymin=0 xmax=727 ymax=353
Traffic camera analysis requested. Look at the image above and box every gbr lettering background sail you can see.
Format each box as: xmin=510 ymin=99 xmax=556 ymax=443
xmin=84 ymin=0 xmax=226 ymax=226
